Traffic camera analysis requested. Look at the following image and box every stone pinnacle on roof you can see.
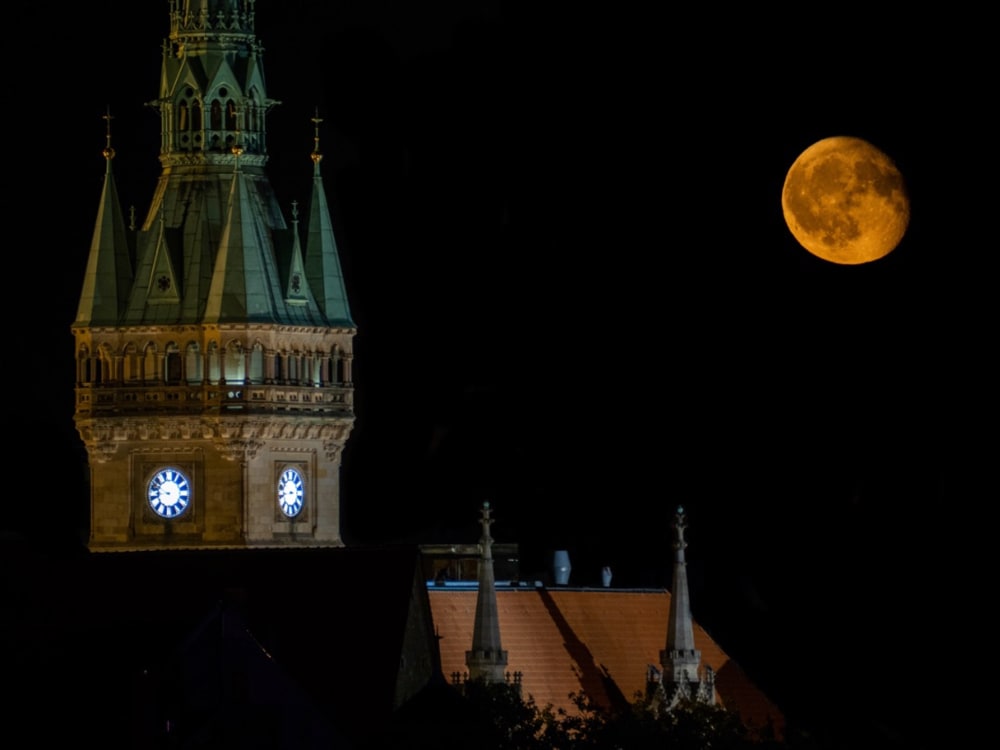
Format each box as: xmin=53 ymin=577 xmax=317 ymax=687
xmin=653 ymin=504 xmax=715 ymax=709
xmin=665 ymin=506 xmax=697 ymax=656
xmin=285 ymin=200 xmax=316 ymax=306
xmin=465 ymin=501 xmax=509 ymax=684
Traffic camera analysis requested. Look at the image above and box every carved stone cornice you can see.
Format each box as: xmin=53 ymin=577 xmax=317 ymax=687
xmin=158 ymin=152 xmax=267 ymax=169
xmin=76 ymin=413 xmax=354 ymax=463
xmin=94 ymin=441 xmax=119 ymax=463
xmin=215 ymin=438 xmax=264 ymax=462
xmin=323 ymin=441 xmax=343 ymax=462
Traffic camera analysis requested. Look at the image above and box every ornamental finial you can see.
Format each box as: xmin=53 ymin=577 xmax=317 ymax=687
xmin=479 ymin=501 xmax=494 ymax=546
xmin=673 ymin=505 xmax=688 ymax=551
xmin=311 ymin=106 xmax=324 ymax=165
xmin=231 ymin=104 xmax=244 ymax=168
xmin=102 ymin=105 xmax=116 ymax=161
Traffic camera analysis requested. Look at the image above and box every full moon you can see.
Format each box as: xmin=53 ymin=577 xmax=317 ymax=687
xmin=781 ymin=136 xmax=909 ymax=265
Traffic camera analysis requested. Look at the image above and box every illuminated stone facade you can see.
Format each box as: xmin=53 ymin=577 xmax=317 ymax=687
xmin=72 ymin=0 xmax=354 ymax=550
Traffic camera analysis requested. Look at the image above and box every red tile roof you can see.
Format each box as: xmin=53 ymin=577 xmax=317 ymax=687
xmin=429 ymin=586 xmax=784 ymax=736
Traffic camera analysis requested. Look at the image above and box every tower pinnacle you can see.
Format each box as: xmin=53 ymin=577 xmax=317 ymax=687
xmin=465 ymin=501 xmax=509 ymax=684
xmin=649 ymin=505 xmax=715 ymax=710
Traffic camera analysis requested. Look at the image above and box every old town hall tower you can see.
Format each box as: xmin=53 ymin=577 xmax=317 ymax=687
xmin=72 ymin=0 xmax=355 ymax=551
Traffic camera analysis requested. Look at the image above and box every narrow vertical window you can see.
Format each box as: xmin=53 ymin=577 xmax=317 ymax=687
xmin=191 ymin=100 xmax=202 ymax=133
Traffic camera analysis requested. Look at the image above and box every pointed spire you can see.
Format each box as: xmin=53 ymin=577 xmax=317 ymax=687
xmin=465 ymin=501 xmax=509 ymax=684
xmin=305 ymin=108 xmax=355 ymax=327
xmin=665 ymin=506 xmax=698 ymax=658
xmin=147 ymin=213 xmax=183 ymax=302
xmin=122 ymin=207 xmax=184 ymax=325
xmin=655 ymin=506 xmax=715 ymax=707
xmin=284 ymin=201 xmax=312 ymax=304
xmin=203 ymin=169 xmax=286 ymax=323
xmin=74 ymin=107 xmax=133 ymax=327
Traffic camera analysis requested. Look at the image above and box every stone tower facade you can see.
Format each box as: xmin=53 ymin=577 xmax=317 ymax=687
xmin=72 ymin=0 xmax=355 ymax=551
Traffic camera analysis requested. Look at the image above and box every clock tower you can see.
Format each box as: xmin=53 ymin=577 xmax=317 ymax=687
xmin=72 ymin=0 xmax=355 ymax=551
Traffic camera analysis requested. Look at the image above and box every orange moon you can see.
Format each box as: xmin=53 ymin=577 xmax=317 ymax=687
xmin=781 ymin=136 xmax=909 ymax=265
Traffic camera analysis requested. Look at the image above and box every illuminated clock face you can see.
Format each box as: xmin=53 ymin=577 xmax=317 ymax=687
xmin=148 ymin=468 xmax=191 ymax=518
xmin=278 ymin=468 xmax=304 ymax=517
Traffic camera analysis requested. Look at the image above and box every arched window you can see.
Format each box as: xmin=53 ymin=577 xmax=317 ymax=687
xmin=79 ymin=345 xmax=92 ymax=385
xmin=224 ymin=342 xmax=245 ymax=384
xmin=307 ymin=349 xmax=321 ymax=386
xmin=249 ymin=342 xmax=265 ymax=384
xmin=97 ymin=344 xmax=114 ymax=386
xmin=165 ymin=342 xmax=182 ymax=384
xmin=124 ymin=343 xmax=139 ymax=382
xmin=143 ymin=344 xmax=158 ymax=384
xmin=191 ymin=99 xmax=203 ymax=146
xmin=93 ymin=355 xmax=104 ymax=385
xmin=207 ymin=341 xmax=221 ymax=384
xmin=178 ymin=100 xmax=188 ymax=132
xmin=185 ymin=342 xmax=202 ymax=384
xmin=331 ymin=347 xmax=342 ymax=385
xmin=210 ymin=99 xmax=222 ymax=131
xmin=226 ymin=100 xmax=238 ymax=131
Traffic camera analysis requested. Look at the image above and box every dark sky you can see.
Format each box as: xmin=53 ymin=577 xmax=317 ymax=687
xmin=12 ymin=3 xmax=989 ymax=747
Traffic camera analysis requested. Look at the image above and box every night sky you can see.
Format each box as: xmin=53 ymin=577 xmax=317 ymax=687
xmin=11 ymin=3 xmax=989 ymax=747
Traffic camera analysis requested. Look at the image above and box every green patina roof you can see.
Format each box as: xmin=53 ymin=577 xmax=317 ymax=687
xmin=76 ymin=0 xmax=353 ymax=332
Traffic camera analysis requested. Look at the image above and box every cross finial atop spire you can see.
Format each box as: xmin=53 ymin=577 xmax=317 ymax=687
xmin=311 ymin=106 xmax=324 ymax=165
xmin=102 ymin=105 xmax=116 ymax=161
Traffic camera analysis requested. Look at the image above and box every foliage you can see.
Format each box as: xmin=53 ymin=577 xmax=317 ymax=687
xmin=462 ymin=680 xmax=790 ymax=750
xmin=461 ymin=679 xmax=565 ymax=750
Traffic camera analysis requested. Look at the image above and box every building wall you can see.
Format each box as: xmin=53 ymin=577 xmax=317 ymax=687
xmin=85 ymin=421 xmax=348 ymax=550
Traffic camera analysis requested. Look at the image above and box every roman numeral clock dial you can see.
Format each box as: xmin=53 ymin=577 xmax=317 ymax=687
xmin=147 ymin=468 xmax=191 ymax=518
